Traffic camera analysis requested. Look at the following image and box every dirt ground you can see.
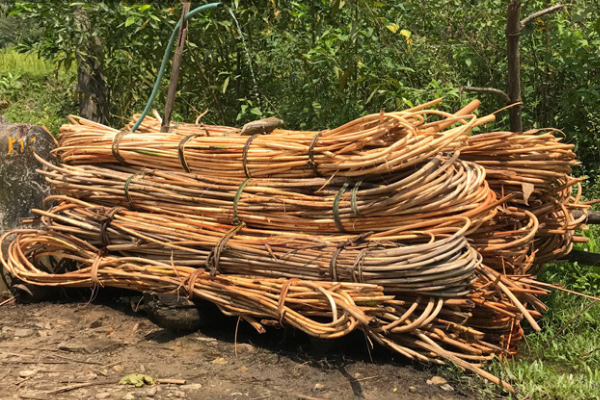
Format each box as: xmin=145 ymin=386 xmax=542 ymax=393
xmin=0 ymin=294 xmax=477 ymax=400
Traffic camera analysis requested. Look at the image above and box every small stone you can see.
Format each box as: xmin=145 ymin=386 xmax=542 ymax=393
xmin=231 ymin=392 xmax=244 ymax=397
xmin=145 ymin=386 xmax=158 ymax=397
xmin=13 ymin=328 xmax=35 ymax=338
xmin=354 ymin=372 xmax=361 ymax=379
xmin=182 ymin=383 xmax=202 ymax=391
xmin=240 ymin=366 xmax=248 ymax=373
xmin=122 ymin=393 xmax=136 ymax=400
xmin=34 ymin=322 xmax=51 ymax=330
xmin=314 ymin=383 xmax=325 ymax=391
xmin=38 ymin=330 xmax=47 ymax=337
xmin=19 ymin=369 xmax=38 ymax=378
xmin=408 ymin=386 xmax=417 ymax=393
xmin=426 ymin=376 xmax=447 ymax=385
xmin=113 ymin=365 xmax=125 ymax=372
xmin=440 ymin=384 xmax=454 ymax=392
xmin=235 ymin=343 xmax=257 ymax=354
xmin=90 ymin=320 xmax=103 ymax=329
xmin=85 ymin=372 xmax=98 ymax=380
xmin=96 ymin=393 xmax=111 ymax=399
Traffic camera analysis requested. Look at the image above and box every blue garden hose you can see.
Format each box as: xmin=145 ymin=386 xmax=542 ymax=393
xmin=131 ymin=2 xmax=223 ymax=132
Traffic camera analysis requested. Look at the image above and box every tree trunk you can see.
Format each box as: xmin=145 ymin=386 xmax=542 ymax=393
xmin=75 ymin=8 xmax=109 ymax=125
xmin=562 ymin=250 xmax=600 ymax=267
xmin=506 ymin=0 xmax=523 ymax=133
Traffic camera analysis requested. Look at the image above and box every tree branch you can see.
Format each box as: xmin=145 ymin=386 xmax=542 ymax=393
xmin=572 ymin=210 xmax=600 ymax=225
xmin=520 ymin=4 xmax=563 ymax=28
xmin=460 ymin=86 xmax=511 ymax=104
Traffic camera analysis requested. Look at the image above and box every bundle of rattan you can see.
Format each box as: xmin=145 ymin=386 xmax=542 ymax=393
xmin=32 ymin=196 xmax=480 ymax=297
xmin=460 ymin=130 xmax=589 ymax=263
xmin=1 ymin=228 xmax=545 ymax=392
xmin=124 ymin=110 xmax=237 ymax=136
xmin=36 ymin=153 xmax=496 ymax=234
xmin=467 ymin=264 xmax=546 ymax=355
xmin=468 ymin=206 xmax=538 ymax=274
xmin=54 ymin=100 xmax=492 ymax=179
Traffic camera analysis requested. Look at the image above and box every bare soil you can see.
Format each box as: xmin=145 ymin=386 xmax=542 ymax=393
xmin=0 ymin=295 xmax=477 ymax=400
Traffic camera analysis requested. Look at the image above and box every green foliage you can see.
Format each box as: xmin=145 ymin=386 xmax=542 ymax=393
xmin=6 ymin=1 xmax=600 ymax=182
xmin=0 ymin=48 xmax=76 ymax=132
xmin=1 ymin=72 xmax=77 ymax=133
xmin=488 ymin=281 xmax=600 ymax=399
xmin=0 ymin=0 xmax=40 ymax=48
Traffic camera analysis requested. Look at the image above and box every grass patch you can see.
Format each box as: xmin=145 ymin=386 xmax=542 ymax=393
xmin=1 ymin=49 xmax=76 ymax=134
xmin=492 ymin=289 xmax=600 ymax=400
xmin=0 ymin=47 xmax=54 ymax=75
xmin=440 ymin=259 xmax=600 ymax=400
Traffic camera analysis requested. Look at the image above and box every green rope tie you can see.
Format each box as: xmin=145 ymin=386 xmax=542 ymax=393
xmin=178 ymin=133 xmax=207 ymax=173
xmin=333 ymin=179 xmax=351 ymax=233
xmin=350 ymin=179 xmax=364 ymax=218
xmin=124 ymin=170 xmax=145 ymax=211
xmin=308 ymin=131 xmax=324 ymax=176
xmin=233 ymin=178 xmax=251 ymax=225
xmin=111 ymin=130 xmax=131 ymax=165
xmin=242 ymin=134 xmax=260 ymax=178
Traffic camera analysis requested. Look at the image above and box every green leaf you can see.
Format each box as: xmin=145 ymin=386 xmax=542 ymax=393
xmin=338 ymin=66 xmax=352 ymax=91
xmin=119 ymin=374 xmax=155 ymax=387
xmin=366 ymin=88 xmax=378 ymax=104
xmin=402 ymin=98 xmax=414 ymax=108
xmin=140 ymin=5 xmax=151 ymax=12
xmin=221 ymin=76 xmax=230 ymax=94
xmin=386 ymin=24 xmax=399 ymax=34
xmin=125 ymin=16 xmax=136 ymax=27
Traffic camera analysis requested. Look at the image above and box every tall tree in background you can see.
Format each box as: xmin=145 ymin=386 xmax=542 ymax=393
xmin=74 ymin=6 xmax=108 ymax=124
xmin=10 ymin=1 xmax=168 ymax=125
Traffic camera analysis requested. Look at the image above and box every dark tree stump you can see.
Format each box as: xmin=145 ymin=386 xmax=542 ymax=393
xmin=0 ymin=123 xmax=56 ymax=295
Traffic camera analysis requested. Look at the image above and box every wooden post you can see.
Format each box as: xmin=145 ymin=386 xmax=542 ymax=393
xmin=506 ymin=0 xmax=523 ymax=133
xmin=161 ymin=2 xmax=191 ymax=133
xmin=462 ymin=2 xmax=562 ymax=133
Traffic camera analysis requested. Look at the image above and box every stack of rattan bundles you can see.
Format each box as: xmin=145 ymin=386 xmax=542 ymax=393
xmin=1 ymin=99 xmax=588 ymax=392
